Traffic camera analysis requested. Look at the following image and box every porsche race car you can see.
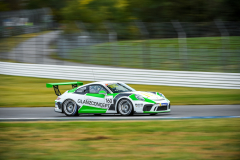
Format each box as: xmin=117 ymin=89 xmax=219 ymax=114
xmin=46 ymin=81 xmax=170 ymax=116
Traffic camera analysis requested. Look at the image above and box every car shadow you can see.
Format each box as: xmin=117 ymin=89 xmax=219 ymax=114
xmin=56 ymin=113 xmax=171 ymax=117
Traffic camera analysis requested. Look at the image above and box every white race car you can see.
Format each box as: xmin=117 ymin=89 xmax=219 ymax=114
xmin=46 ymin=81 xmax=170 ymax=116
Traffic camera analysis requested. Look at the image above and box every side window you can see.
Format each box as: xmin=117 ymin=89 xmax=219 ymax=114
xmin=75 ymin=86 xmax=87 ymax=94
xmin=89 ymin=85 xmax=109 ymax=94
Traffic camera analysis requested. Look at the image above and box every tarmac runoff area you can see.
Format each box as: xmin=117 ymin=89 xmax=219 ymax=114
xmin=0 ymin=105 xmax=239 ymax=121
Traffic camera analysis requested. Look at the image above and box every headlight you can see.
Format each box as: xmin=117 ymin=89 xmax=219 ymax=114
xmin=158 ymin=92 xmax=165 ymax=98
xmin=135 ymin=94 xmax=145 ymax=101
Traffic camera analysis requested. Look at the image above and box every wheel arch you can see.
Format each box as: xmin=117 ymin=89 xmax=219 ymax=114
xmin=115 ymin=96 xmax=135 ymax=113
xmin=62 ymin=98 xmax=76 ymax=106
xmin=62 ymin=98 xmax=80 ymax=114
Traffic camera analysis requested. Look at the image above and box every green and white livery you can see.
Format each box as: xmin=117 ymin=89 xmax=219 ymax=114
xmin=46 ymin=81 xmax=170 ymax=116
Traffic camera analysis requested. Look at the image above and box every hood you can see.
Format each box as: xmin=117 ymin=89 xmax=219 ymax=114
xmin=130 ymin=91 xmax=165 ymax=101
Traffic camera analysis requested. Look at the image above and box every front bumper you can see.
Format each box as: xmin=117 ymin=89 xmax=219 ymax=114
xmin=134 ymin=101 xmax=171 ymax=113
xmin=143 ymin=109 xmax=171 ymax=114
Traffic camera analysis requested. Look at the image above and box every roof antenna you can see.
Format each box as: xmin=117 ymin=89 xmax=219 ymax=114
xmin=92 ymin=69 xmax=96 ymax=82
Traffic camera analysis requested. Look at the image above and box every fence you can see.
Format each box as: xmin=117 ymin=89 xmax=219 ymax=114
xmin=0 ymin=8 xmax=54 ymax=37
xmin=56 ymin=21 xmax=240 ymax=73
xmin=0 ymin=20 xmax=240 ymax=73
xmin=1 ymin=62 xmax=240 ymax=89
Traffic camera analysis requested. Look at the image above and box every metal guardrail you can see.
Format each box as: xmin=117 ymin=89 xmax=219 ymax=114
xmin=1 ymin=62 xmax=240 ymax=89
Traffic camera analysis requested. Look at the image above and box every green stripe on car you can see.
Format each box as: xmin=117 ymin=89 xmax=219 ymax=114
xmin=68 ymin=87 xmax=78 ymax=93
xmin=78 ymin=105 xmax=107 ymax=113
xmin=144 ymin=97 xmax=156 ymax=103
xmin=129 ymin=94 xmax=138 ymax=100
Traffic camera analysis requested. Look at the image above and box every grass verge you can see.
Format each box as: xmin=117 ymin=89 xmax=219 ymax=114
xmin=0 ymin=75 xmax=240 ymax=107
xmin=0 ymin=118 xmax=239 ymax=160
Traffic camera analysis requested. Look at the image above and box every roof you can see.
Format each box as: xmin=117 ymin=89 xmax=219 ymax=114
xmin=78 ymin=81 xmax=123 ymax=88
xmin=90 ymin=81 xmax=121 ymax=85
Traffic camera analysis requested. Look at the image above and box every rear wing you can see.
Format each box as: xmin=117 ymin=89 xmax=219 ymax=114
xmin=46 ymin=82 xmax=83 ymax=96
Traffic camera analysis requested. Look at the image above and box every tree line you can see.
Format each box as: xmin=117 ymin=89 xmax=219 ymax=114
xmin=1 ymin=0 xmax=239 ymax=22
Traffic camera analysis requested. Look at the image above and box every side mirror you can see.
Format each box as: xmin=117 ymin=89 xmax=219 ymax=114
xmin=99 ymin=90 xmax=107 ymax=95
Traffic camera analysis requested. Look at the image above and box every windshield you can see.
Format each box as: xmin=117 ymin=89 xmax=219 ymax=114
xmin=107 ymin=83 xmax=136 ymax=93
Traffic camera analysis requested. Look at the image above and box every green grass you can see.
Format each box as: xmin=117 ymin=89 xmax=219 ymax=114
xmin=61 ymin=36 xmax=240 ymax=72
xmin=0 ymin=118 xmax=239 ymax=160
xmin=0 ymin=75 xmax=240 ymax=107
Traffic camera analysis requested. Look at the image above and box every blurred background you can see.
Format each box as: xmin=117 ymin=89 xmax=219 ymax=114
xmin=0 ymin=1 xmax=240 ymax=160
xmin=0 ymin=0 xmax=239 ymax=73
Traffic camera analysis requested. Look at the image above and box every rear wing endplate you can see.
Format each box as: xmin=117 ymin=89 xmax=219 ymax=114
xmin=46 ymin=82 xmax=83 ymax=96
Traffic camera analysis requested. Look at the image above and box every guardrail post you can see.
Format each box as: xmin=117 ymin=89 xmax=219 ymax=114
xmin=215 ymin=19 xmax=229 ymax=72
xmin=104 ymin=22 xmax=118 ymax=66
xmin=1 ymin=25 xmax=9 ymax=61
xmin=75 ymin=21 xmax=90 ymax=63
xmin=20 ymin=10 xmax=26 ymax=63
xmin=172 ymin=20 xmax=188 ymax=71
xmin=38 ymin=32 xmax=44 ymax=64
xmin=135 ymin=20 xmax=150 ymax=69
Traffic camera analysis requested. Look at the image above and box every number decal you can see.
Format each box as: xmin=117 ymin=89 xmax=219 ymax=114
xmin=105 ymin=96 xmax=113 ymax=104
xmin=106 ymin=99 xmax=112 ymax=103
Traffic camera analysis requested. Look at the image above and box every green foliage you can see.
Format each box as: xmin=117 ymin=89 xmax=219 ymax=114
xmin=60 ymin=0 xmax=239 ymax=23
xmin=3 ymin=0 xmax=240 ymax=22
xmin=61 ymin=0 xmax=131 ymax=23
xmin=25 ymin=0 xmax=67 ymax=22
xmin=0 ymin=1 xmax=10 ymax=11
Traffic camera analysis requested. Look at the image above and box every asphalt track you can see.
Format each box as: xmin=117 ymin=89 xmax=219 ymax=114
xmin=0 ymin=105 xmax=239 ymax=121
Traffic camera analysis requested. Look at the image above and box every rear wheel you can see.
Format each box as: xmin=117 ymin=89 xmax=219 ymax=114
xmin=63 ymin=99 xmax=78 ymax=116
xmin=117 ymin=99 xmax=133 ymax=116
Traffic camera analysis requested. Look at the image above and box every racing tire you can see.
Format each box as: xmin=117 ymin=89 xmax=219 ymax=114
xmin=63 ymin=99 xmax=79 ymax=116
xmin=117 ymin=99 xmax=134 ymax=116
xmin=94 ymin=114 xmax=101 ymax=116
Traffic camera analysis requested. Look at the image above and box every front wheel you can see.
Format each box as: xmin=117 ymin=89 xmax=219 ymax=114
xmin=63 ymin=99 xmax=78 ymax=116
xmin=117 ymin=99 xmax=133 ymax=116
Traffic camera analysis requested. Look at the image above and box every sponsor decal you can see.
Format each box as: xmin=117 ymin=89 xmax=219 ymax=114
xmin=135 ymin=104 xmax=143 ymax=107
xmin=155 ymin=103 xmax=168 ymax=107
xmin=160 ymin=103 xmax=168 ymax=106
xmin=78 ymin=99 xmax=111 ymax=109
xmin=139 ymin=92 xmax=159 ymax=99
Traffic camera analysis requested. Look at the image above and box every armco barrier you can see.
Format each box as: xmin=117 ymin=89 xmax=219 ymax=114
xmin=0 ymin=62 xmax=240 ymax=89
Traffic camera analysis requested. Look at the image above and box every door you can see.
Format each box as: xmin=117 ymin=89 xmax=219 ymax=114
xmin=78 ymin=84 xmax=112 ymax=113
